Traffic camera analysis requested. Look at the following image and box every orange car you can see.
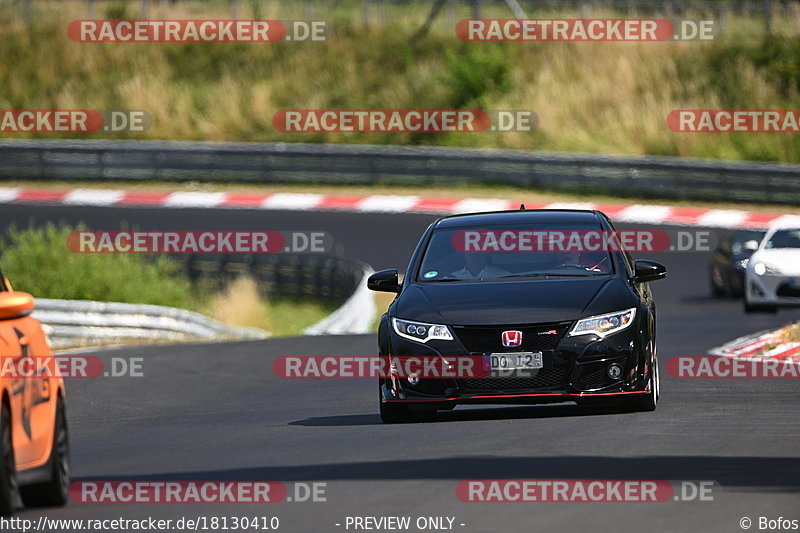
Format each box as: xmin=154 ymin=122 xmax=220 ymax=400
xmin=0 ymin=273 xmax=68 ymax=515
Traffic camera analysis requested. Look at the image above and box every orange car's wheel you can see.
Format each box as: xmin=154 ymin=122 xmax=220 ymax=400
xmin=0 ymin=402 xmax=18 ymax=516
xmin=20 ymin=398 xmax=69 ymax=508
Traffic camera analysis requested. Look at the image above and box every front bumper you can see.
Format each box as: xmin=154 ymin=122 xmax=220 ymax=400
xmin=380 ymin=383 xmax=652 ymax=408
xmin=379 ymin=319 xmax=653 ymax=406
xmin=746 ymin=272 xmax=800 ymax=305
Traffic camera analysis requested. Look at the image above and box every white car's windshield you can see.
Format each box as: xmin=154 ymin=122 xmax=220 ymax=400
xmin=765 ymin=229 xmax=800 ymax=250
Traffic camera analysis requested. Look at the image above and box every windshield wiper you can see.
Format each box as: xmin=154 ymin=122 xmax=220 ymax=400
xmin=495 ymin=273 xmax=597 ymax=279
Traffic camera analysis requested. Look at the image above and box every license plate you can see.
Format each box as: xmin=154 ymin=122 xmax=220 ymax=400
xmin=486 ymin=352 xmax=543 ymax=371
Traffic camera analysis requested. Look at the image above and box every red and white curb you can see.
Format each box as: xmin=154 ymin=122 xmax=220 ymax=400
xmin=710 ymin=326 xmax=800 ymax=363
xmin=0 ymin=187 xmax=797 ymax=229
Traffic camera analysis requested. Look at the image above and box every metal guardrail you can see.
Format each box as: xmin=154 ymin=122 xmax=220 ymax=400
xmin=304 ymin=266 xmax=376 ymax=335
xmin=1 ymin=139 xmax=800 ymax=205
xmin=28 ymin=255 xmax=374 ymax=349
xmin=181 ymin=253 xmax=369 ymax=303
xmin=33 ymin=298 xmax=269 ymax=350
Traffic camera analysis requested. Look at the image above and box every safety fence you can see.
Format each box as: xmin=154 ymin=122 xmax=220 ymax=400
xmin=1 ymin=140 xmax=799 ymax=205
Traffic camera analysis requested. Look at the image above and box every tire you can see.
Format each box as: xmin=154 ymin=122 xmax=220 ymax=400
xmin=0 ymin=403 xmax=18 ymax=516
xmin=20 ymin=397 xmax=69 ymax=508
xmin=625 ymin=352 xmax=660 ymax=413
xmin=744 ymin=301 xmax=778 ymax=314
xmin=379 ymin=401 xmax=415 ymax=423
xmin=378 ymin=382 xmax=416 ymax=423
xmin=709 ymin=267 xmax=727 ymax=298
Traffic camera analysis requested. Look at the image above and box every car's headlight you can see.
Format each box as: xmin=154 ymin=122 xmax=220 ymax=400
xmin=392 ymin=318 xmax=453 ymax=343
xmin=569 ymin=308 xmax=636 ymax=338
xmin=754 ymin=262 xmax=781 ymax=276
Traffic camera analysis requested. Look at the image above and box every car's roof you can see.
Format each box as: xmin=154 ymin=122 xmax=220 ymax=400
xmin=433 ymin=209 xmax=603 ymax=229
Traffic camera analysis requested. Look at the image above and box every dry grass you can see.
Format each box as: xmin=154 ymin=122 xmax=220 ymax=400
xmin=781 ymin=323 xmax=800 ymax=343
xmin=1 ymin=3 xmax=799 ymax=162
xmin=206 ymin=275 xmax=339 ymax=336
xmin=207 ymin=276 xmax=272 ymax=330
xmin=370 ymin=290 xmax=397 ymax=330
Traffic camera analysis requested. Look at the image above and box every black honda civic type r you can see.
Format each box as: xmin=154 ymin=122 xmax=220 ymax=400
xmin=368 ymin=209 xmax=667 ymax=423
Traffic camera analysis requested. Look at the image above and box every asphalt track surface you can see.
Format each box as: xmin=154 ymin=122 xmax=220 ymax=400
xmin=2 ymin=205 xmax=799 ymax=533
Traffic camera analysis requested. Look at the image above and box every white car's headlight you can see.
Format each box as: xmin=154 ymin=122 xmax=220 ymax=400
xmin=569 ymin=308 xmax=636 ymax=338
xmin=392 ymin=318 xmax=453 ymax=343
xmin=754 ymin=262 xmax=781 ymax=276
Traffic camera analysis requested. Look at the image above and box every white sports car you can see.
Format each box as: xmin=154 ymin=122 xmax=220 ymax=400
xmin=744 ymin=225 xmax=800 ymax=313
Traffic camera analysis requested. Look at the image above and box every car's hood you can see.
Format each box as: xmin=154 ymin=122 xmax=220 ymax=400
xmin=751 ymin=249 xmax=800 ymax=275
xmin=394 ymin=277 xmax=633 ymax=325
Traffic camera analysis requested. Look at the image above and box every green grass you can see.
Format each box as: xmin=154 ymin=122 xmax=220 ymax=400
xmin=0 ymin=2 xmax=799 ymax=162
xmin=0 ymin=224 xmax=339 ymax=337
xmin=269 ymin=298 xmax=339 ymax=336
xmin=0 ymin=223 xmax=197 ymax=307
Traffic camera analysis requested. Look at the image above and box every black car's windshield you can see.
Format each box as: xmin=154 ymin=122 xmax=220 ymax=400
xmin=765 ymin=229 xmax=800 ymax=250
xmin=417 ymin=223 xmax=615 ymax=282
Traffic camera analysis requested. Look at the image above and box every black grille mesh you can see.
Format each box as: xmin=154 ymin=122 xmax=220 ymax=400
xmin=459 ymin=366 xmax=570 ymax=391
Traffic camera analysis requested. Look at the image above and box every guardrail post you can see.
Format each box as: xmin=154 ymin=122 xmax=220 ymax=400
xmin=763 ymin=0 xmax=772 ymax=33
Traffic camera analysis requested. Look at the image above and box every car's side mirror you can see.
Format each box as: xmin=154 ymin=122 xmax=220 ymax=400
xmin=0 ymin=291 xmax=35 ymax=320
xmin=743 ymin=240 xmax=760 ymax=253
xmin=368 ymin=269 xmax=401 ymax=293
xmin=631 ymin=260 xmax=667 ymax=283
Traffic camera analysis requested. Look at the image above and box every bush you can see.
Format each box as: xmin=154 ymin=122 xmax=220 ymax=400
xmin=0 ymin=223 xmax=195 ymax=308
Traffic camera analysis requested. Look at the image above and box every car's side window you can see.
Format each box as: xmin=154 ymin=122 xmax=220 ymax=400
xmin=603 ymin=218 xmax=635 ymax=276
xmin=622 ymin=250 xmax=635 ymax=277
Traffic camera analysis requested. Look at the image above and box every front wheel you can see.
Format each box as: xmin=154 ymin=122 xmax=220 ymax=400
xmin=379 ymin=401 xmax=415 ymax=424
xmin=378 ymin=382 xmax=418 ymax=423
xmin=0 ymin=403 xmax=18 ymax=516
xmin=744 ymin=300 xmax=778 ymax=314
xmin=20 ymin=397 xmax=69 ymax=508
xmin=625 ymin=353 xmax=660 ymax=412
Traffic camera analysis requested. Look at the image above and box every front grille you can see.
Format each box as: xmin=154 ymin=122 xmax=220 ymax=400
xmin=777 ymin=283 xmax=800 ymax=298
xmin=459 ymin=366 xmax=570 ymax=391
xmin=453 ymin=323 xmax=570 ymax=353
